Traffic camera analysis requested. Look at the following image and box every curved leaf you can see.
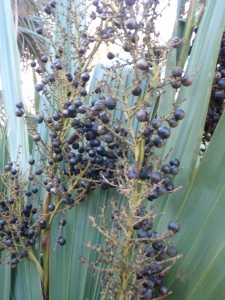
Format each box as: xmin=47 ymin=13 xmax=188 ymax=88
xmin=153 ymin=1 xmax=225 ymax=299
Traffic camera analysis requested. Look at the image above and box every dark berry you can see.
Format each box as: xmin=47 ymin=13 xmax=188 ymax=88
xmin=150 ymin=172 xmax=161 ymax=183
xmin=168 ymin=221 xmax=180 ymax=233
xmin=145 ymin=247 xmax=154 ymax=257
xmin=158 ymin=285 xmax=168 ymax=296
xmin=32 ymin=187 xmax=38 ymax=193
xmin=132 ymin=86 xmax=142 ymax=96
xmin=105 ymin=97 xmax=116 ymax=110
xmin=166 ymin=246 xmax=178 ymax=258
xmin=39 ymin=220 xmax=46 ymax=229
xmin=107 ymin=52 xmax=114 ymax=59
xmin=35 ymin=84 xmax=43 ymax=93
xmin=43 ymin=6 xmax=52 ymax=14
xmin=6 ymin=239 xmax=13 ymax=247
xmin=29 ymin=238 xmax=36 ymax=245
xmin=157 ymin=186 xmax=167 ymax=195
xmin=7 ymin=198 xmax=14 ymax=204
xmin=170 ymin=158 xmax=180 ymax=167
xmin=125 ymin=0 xmax=136 ymax=6
xmin=41 ymin=56 xmax=48 ymax=63
xmin=174 ymin=109 xmax=185 ymax=120
xmin=36 ymin=116 xmax=44 ymax=124
xmin=166 ymin=183 xmax=174 ymax=191
xmin=36 ymin=27 xmax=42 ymax=34
xmin=59 ymin=220 xmax=66 ymax=226
xmin=20 ymin=249 xmax=28 ymax=257
xmin=168 ymin=118 xmax=179 ymax=127
xmin=81 ymin=72 xmax=90 ymax=82
xmin=35 ymin=169 xmax=42 ymax=175
xmin=153 ymin=137 xmax=164 ymax=148
xmin=172 ymin=67 xmax=183 ymax=77
xmin=137 ymin=229 xmax=149 ymax=239
xmin=28 ymin=158 xmax=35 ymax=165
xmin=15 ymin=109 xmax=24 ymax=117
xmin=161 ymin=164 xmax=171 ymax=174
xmin=157 ymin=126 xmax=170 ymax=139
xmin=49 ymin=0 xmax=56 ymax=8
xmin=25 ymin=191 xmax=32 ymax=197
xmin=48 ymin=204 xmax=55 ymax=212
xmin=30 ymin=61 xmax=36 ymax=67
xmin=28 ymin=229 xmax=35 ymax=237
xmin=171 ymin=166 xmax=179 ymax=175
xmin=147 ymin=189 xmax=159 ymax=201
xmin=11 ymin=258 xmax=19 ymax=267
xmin=80 ymin=88 xmax=87 ymax=96
xmin=49 ymin=75 xmax=55 ymax=82
xmin=58 ymin=237 xmax=66 ymax=245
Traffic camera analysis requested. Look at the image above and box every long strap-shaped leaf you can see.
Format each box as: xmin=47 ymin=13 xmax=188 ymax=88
xmin=0 ymin=1 xmax=30 ymax=168
xmin=165 ymin=86 xmax=225 ymax=300
xmin=154 ymin=0 xmax=225 ymax=224
xmin=152 ymin=1 xmax=225 ymax=299
xmin=0 ymin=2 xmax=43 ymax=300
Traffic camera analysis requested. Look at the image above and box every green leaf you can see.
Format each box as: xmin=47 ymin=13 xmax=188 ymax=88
xmin=0 ymin=2 xmax=43 ymax=299
xmin=165 ymin=92 xmax=225 ymax=300
xmin=152 ymin=1 xmax=225 ymax=299
xmin=0 ymin=0 xmax=30 ymax=168
xmin=158 ymin=0 xmax=184 ymax=116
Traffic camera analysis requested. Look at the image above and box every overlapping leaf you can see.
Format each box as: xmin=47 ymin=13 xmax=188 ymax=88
xmin=152 ymin=1 xmax=225 ymax=299
xmin=0 ymin=2 xmax=43 ymax=299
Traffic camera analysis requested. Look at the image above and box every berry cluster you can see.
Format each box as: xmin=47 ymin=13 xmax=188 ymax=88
xmin=0 ymin=0 xmax=194 ymax=299
xmin=199 ymin=31 xmax=225 ymax=156
xmin=80 ymin=201 xmax=181 ymax=299
xmin=204 ymin=32 xmax=225 ymax=137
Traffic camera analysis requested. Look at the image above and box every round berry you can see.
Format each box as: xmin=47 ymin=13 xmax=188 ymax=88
xmin=11 ymin=258 xmax=19 ymax=267
xmin=58 ymin=237 xmax=66 ymax=246
xmin=15 ymin=109 xmax=24 ymax=117
xmin=174 ymin=109 xmax=185 ymax=120
xmin=170 ymin=158 xmax=180 ymax=167
xmin=137 ymin=229 xmax=148 ymax=239
xmin=166 ymin=246 xmax=178 ymax=258
xmin=168 ymin=221 xmax=180 ymax=233
xmin=30 ymin=61 xmax=36 ymax=67
xmin=39 ymin=220 xmax=46 ymax=229
xmin=157 ymin=126 xmax=170 ymax=139
xmin=161 ymin=164 xmax=171 ymax=174
xmin=48 ymin=204 xmax=55 ymax=212
xmin=153 ymin=137 xmax=164 ymax=148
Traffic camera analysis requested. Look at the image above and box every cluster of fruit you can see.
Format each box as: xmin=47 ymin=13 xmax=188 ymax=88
xmin=0 ymin=0 xmax=192 ymax=299
xmin=82 ymin=201 xmax=181 ymax=299
xmin=198 ymin=31 xmax=225 ymax=156
xmin=204 ymin=32 xmax=225 ymax=137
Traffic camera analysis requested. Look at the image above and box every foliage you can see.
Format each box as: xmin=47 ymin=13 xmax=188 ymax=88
xmin=0 ymin=0 xmax=225 ymax=300
xmin=11 ymin=0 xmax=49 ymax=58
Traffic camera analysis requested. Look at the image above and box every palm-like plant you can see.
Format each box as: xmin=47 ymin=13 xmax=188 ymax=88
xmin=12 ymin=0 xmax=49 ymax=58
xmin=0 ymin=0 xmax=225 ymax=299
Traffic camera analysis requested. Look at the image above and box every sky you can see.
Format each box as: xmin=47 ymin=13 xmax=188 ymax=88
xmin=155 ymin=0 xmax=178 ymax=42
